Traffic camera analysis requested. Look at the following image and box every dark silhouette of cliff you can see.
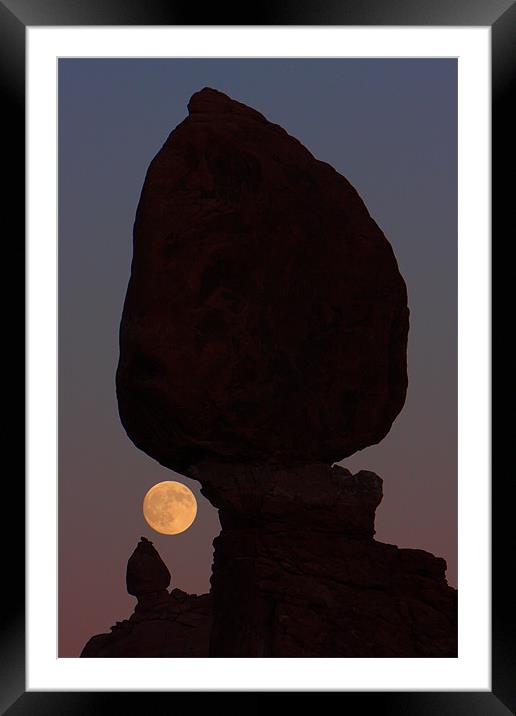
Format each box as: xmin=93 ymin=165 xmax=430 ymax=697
xmin=98 ymin=88 xmax=457 ymax=658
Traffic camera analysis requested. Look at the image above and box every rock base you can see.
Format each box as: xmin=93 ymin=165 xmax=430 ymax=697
xmin=81 ymin=465 xmax=456 ymax=658
xmin=194 ymin=462 xmax=457 ymax=657
xmin=80 ymin=589 xmax=211 ymax=658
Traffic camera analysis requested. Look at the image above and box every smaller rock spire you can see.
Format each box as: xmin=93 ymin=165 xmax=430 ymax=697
xmin=126 ymin=536 xmax=171 ymax=598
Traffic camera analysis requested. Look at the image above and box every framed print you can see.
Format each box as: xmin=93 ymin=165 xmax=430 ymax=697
xmin=2 ymin=0 xmax=512 ymax=711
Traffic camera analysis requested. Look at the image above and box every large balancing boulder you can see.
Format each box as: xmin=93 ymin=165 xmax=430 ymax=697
xmin=116 ymin=88 xmax=409 ymax=475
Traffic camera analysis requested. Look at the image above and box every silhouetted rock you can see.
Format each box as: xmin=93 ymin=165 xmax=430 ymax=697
xmin=116 ymin=87 xmax=409 ymax=474
xmin=81 ymin=539 xmax=211 ymax=658
xmin=194 ymin=462 xmax=456 ymax=657
xmin=106 ymin=89 xmax=456 ymax=659
xmin=126 ymin=536 xmax=170 ymax=599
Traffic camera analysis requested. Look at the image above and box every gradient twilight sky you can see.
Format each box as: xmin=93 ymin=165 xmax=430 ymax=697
xmin=58 ymin=58 xmax=457 ymax=657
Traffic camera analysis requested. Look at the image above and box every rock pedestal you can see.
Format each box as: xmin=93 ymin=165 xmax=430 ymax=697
xmin=193 ymin=462 xmax=456 ymax=658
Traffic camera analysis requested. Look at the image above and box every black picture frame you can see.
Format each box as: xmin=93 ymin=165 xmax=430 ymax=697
xmin=2 ymin=0 xmax=512 ymax=712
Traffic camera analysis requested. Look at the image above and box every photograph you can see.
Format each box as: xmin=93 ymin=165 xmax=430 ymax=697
xmin=58 ymin=57 xmax=458 ymax=660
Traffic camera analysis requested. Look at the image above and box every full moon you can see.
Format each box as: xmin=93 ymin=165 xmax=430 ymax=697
xmin=142 ymin=481 xmax=197 ymax=535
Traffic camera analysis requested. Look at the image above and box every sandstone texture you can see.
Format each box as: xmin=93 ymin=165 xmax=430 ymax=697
xmin=116 ymin=87 xmax=409 ymax=474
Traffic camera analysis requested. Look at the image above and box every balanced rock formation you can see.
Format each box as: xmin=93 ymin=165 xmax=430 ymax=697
xmin=109 ymin=89 xmax=456 ymax=658
xmin=81 ymin=538 xmax=211 ymax=658
xmin=116 ymin=87 xmax=409 ymax=474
